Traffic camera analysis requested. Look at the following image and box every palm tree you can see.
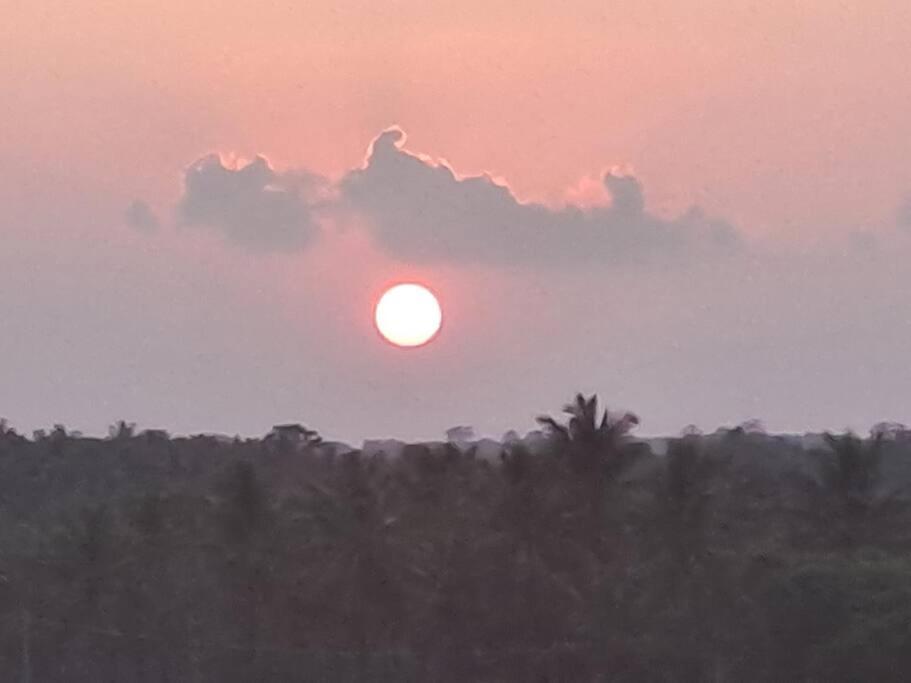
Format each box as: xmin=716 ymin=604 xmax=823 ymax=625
xmin=657 ymin=435 xmax=729 ymax=597
xmin=818 ymin=431 xmax=883 ymax=517
xmin=812 ymin=431 xmax=895 ymax=549
xmin=216 ymin=461 xmax=275 ymax=679
xmin=496 ymin=444 xmax=585 ymax=657
xmin=301 ymin=452 xmax=408 ymax=673
xmin=537 ymin=394 xmax=639 ymax=547
xmin=664 ymin=437 xmax=713 ymax=549
xmin=536 ymin=393 xmax=639 ymax=478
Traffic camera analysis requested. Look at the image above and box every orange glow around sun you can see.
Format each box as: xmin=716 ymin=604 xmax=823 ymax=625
xmin=374 ymin=283 xmax=442 ymax=348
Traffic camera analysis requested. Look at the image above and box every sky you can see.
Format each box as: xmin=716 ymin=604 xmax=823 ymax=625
xmin=2 ymin=1 xmax=910 ymax=443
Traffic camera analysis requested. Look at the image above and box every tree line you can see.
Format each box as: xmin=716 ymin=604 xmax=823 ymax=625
xmin=0 ymin=397 xmax=909 ymax=682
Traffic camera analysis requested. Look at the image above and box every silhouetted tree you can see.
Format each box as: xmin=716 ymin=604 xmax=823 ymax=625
xmin=217 ymin=461 xmax=274 ymax=679
xmin=818 ymin=431 xmax=883 ymax=518
xmin=537 ymin=393 xmax=639 ymax=544
xmin=662 ymin=436 xmax=719 ymax=570
xmin=0 ymin=410 xmax=908 ymax=680
xmin=109 ymin=420 xmax=136 ymax=440
xmin=266 ymin=423 xmax=322 ymax=455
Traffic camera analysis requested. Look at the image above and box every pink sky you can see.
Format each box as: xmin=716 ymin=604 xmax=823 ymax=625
xmin=1 ymin=2 xmax=910 ymax=440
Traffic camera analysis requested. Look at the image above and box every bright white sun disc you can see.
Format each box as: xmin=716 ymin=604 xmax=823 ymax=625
xmin=374 ymin=283 xmax=443 ymax=348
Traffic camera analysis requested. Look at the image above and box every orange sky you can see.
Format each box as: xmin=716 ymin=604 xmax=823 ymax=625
xmin=2 ymin=1 xmax=911 ymax=440
xmin=4 ymin=1 xmax=910 ymax=238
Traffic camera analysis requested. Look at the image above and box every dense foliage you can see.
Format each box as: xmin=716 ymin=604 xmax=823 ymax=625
xmin=1 ymin=402 xmax=910 ymax=682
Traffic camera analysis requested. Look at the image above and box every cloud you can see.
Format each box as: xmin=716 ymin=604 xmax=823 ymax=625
xmin=603 ymin=174 xmax=645 ymax=216
xmin=170 ymin=129 xmax=739 ymax=264
xmin=340 ymin=128 xmax=740 ymax=265
xmin=125 ymin=200 xmax=159 ymax=233
xmin=177 ymin=154 xmax=319 ymax=250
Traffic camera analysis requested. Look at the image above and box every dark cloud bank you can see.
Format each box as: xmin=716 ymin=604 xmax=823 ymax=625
xmin=168 ymin=128 xmax=740 ymax=264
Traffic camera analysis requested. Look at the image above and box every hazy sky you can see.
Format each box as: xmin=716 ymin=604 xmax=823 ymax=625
xmin=2 ymin=1 xmax=910 ymax=442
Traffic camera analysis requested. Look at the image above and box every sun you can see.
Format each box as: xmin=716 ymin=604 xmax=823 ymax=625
xmin=374 ymin=283 xmax=443 ymax=348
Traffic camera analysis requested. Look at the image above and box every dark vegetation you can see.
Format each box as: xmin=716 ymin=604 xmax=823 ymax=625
xmin=1 ymin=401 xmax=911 ymax=682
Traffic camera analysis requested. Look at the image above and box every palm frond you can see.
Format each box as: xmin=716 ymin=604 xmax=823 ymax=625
xmin=536 ymin=416 xmax=569 ymax=440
